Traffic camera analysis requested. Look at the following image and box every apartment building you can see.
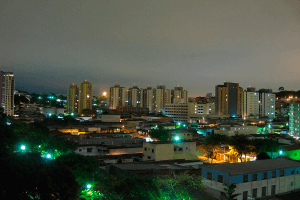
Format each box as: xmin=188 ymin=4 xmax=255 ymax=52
xmin=202 ymin=158 xmax=300 ymax=200
xmin=0 ymin=71 xmax=14 ymax=116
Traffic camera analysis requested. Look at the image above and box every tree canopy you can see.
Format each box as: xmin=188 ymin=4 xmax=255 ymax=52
xmin=149 ymin=126 xmax=170 ymax=141
xmin=229 ymin=134 xmax=254 ymax=162
xmin=1 ymin=152 xmax=80 ymax=200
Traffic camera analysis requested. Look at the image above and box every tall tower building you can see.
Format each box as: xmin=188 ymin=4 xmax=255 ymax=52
xmin=141 ymin=86 xmax=156 ymax=113
xmin=242 ymin=87 xmax=259 ymax=118
xmin=155 ymin=85 xmax=166 ymax=112
xmin=289 ymin=102 xmax=300 ymax=136
xmin=215 ymin=82 xmax=243 ymax=117
xmin=172 ymin=86 xmax=188 ymax=104
xmin=108 ymin=84 xmax=125 ymax=109
xmin=258 ymin=89 xmax=275 ymax=118
xmin=0 ymin=71 xmax=14 ymax=116
xmin=67 ymin=84 xmax=78 ymax=113
xmin=78 ymin=80 xmax=93 ymax=113
xmin=128 ymin=85 xmax=141 ymax=107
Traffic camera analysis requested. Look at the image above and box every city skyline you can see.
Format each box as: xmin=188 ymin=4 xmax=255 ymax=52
xmin=1 ymin=0 xmax=300 ymax=96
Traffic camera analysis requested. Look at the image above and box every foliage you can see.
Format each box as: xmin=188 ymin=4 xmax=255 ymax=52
xmin=56 ymin=153 xmax=99 ymax=189
xmin=150 ymin=126 xmax=170 ymax=141
xmin=229 ymin=134 xmax=254 ymax=162
xmin=252 ymin=138 xmax=280 ymax=158
xmin=256 ymin=152 xmax=271 ymax=160
xmin=14 ymin=94 xmax=29 ymax=105
xmin=1 ymin=152 xmax=80 ymax=200
xmin=222 ymin=183 xmax=240 ymax=200
xmin=96 ymin=171 xmax=206 ymax=200
xmin=204 ymin=134 xmax=229 ymax=163
xmin=79 ymin=189 xmax=104 ymax=200
xmin=96 ymin=174 xmax=159 ymax=200
xmin=10 ymin=122 xmax=76 ymax=156
xmin=81 ymin=109 xmax=95 ymax=116
xmin=0 ymin=122 xmax=18 ymax=156
xmin=29 ymin=93 xmax=65 ymax=107
xmin=155 ymin=171 xmax=205 ymax=200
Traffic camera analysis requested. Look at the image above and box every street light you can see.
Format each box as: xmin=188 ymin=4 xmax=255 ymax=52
xmin=86 ymin=184 xmax=92 ymax=189
xmin=20 ymin=145 xmax=26 ymax=151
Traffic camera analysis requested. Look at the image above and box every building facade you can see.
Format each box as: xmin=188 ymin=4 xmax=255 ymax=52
xmin=78 ymin=80 xmax=93 ymax=113
xmin=108 ymin=84 xmax=125 ymax=109
xmin=202 ymin=158 xmax=300 ymax=200
xmin=164 ymin=102 xmax=197 ymax=123
xmin=0 ymin=71 xmax=15 ymax=116
xmin=67 ymin=84 xmax=78 ymax=113
xmin=128 ymin=85 xmax=141 ymax=107
xmin=258 ymin=89 xmax=276 ymax=119
xmin=242 ymin=87 xmax=259 ymax=118
xmin=215 ymin=82 xmax=243 ymax=117
xmin=143 ymin=141 xmax=197 ymax=161
xmin=172 ymin=86 xmax=188 ymax=104
xmin=289 ymin=102 xmax=300 ymax=136
xmin=141 ymin=86 xmax=156 ymax=113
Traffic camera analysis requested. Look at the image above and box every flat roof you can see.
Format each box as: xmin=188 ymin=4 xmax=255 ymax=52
xmin=112 ymin=163 xmax=188 ymax=170
xmin=203 ymin=158 xmax=300 ymax=175
xmin=282 ymin=144 xmax=300 ymax=151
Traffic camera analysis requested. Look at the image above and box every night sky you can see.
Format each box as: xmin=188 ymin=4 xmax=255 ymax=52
xmin=1 ymin=0 xmax=300 ymax=96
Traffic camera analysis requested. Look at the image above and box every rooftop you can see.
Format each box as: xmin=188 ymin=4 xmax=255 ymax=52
xmin=281 ymin=144 xmax=300 ymax=151
xmin=203 ymin=158 xmax=300 ymax=175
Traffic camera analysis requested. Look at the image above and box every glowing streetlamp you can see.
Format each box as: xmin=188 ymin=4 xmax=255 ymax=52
xmin=86 ymin=184 xmax=92 ymax=189
xmin=20 ymin=145 xmax=26 ymax=151
xmin=279 ymin=150 xmax=283 ymax=155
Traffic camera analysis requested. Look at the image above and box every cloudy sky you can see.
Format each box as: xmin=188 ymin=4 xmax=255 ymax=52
xmin=0 ymin=0 xmax=299 ymax=96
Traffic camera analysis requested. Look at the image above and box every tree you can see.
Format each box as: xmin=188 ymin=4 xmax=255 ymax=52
xmin=278 ymin=86 xmax=284 ymax=91
xmin=14 ymin=94 xmax=29 ymax=105
xmin=0 ymin=122 xmax=18 ymax=156
xmin=256 ymin=152 xmax=271 ymax=160
xmin=149 ymin=126 xmax=170 ymax=141
xmin=204 ymin=134 xmax=229 ymax=163
xmin=155 ymin=171 xmax=205 ymax=200
xmin=230 ymin=134 xmax=253 ymax=162
xmin=1 ymin=152 xmax=80 ymax=200
xmin=222 ymin=183 xmax=241 ymax=200
xmin=56 ymin=153 xmax=99 ymax=188
xmin=10 ymin=122 xmax=76 ymax=156
xmin=252 ymin=138 xmax=280 ymax=158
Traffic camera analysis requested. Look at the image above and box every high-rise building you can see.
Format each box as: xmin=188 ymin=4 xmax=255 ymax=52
xmin=215 ymin=82 xmax=243 ymax=117
xmin=172 ymin=86 xmax=188 ymax=104
xmin=242 ymin=87 xmax=259 ymax=118
xmin=67 ymin=84 xmax=78 ymax=113
xmin=0 ymin=71 xmax=14 ymax=116
xmin=128 ymin=85 xmax=141 ymax=107
xmin=141 ymin=86 xmax=156 ymax=113
xmin=289 ymin=102 xmax=300 ymax=136
xmin=108 ymin=84 xmax=125 ymax=109
xmin=155 ymin=85 xmax=166 ymax=112
xmin=164 ymin=102 xmax=197 ymax=123
xmin=258 ymin=89 xmax=275 ymax=118
xmin=78 ymin=80 xmax=93 ymax=113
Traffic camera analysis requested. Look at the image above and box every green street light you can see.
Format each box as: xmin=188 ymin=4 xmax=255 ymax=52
xmin=87 ymin=184 xmax=92 ymax=189
xmin=21 ymin=145 xmax=26 ymax=150
xmin=46 ymin=154 xmax=52 ymax=159
xmin=175 ymin=136 xmax=180 ymax=141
